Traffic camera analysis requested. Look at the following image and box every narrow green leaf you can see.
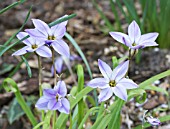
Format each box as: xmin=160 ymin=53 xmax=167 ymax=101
xmin=0 ymin=0 xmax=26 ymax=15
xmin=4 ymin=5 xmax=31 ymax=47
xmin=78 ymin=107 xmax=99 ymax=129
xmin=33 ymin=122 xmax=44 ymax=129
xmin=116 ymin=0 xmax=130 ymax=23
xmin=65 ymin=32 xmax=98 ymax=106
xmin=43 ymin=111 xmax=52 ymax=129
xmin=70 ymin=86 xmax=77 ymax=96
xmin=77 ymin=65 xmax=84 ymax=128
xmin=72 ymin=105 xmax=78 ymax=129
xmin=112 ymin=56 xmax=118 ymax=68
xmin=0 ymin=6 xmax=32 ymax=56
xmin=141 ymin=0 xmax=148 ymax=33
xmin=96 ymin=102 xmax=104 ymax=121
xmin=85 ymin=95 xmax=96 ymax=107
xmin=107 ymin=99 xmax=124 ymax=129
xmin=139 ymin=70 xmax=170 ymax=88
xmin=122 ymin=0 xmax=140 ymax=24
xmin=95 ymin=113 xmax=111 ymax=129
xmin=91 ymin=99 xmax=120 ymax=129
xmin=92 ymin=0 xmax=114 ymax=31
xmin=21 ymin=55 xmax=32 ymax=78
xmin=49 ymin=14 xmax=76 ymax=27
xmin=128 ymin=88 xmax=146 ymax=101
xmin=65 ymin=32 xmax=92 ymax=79
xmin=110 ymin=0 xmax=122 ymax=31
xmin=136 ymin=92 xmax=147 ymax=104
xmin=142 ymin=85 xmax=169 ymax=96
xmin=3 ymin=78 xmax=37 ymax=127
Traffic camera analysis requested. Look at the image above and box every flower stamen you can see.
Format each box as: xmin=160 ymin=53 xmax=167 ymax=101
xmin=109 ymin=80 xmax=116 ymax=87
xmin=31 ymin=44 xmax=38 ymax=49
xmin=56 ymin=95 xmax=59 ymax=101
xmin=132 ymin=43 xmax=136 ymax=46
xmin=48 ymin=35 xmax=56 ymax=40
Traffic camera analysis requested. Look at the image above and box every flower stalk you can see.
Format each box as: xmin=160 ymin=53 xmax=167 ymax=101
xmin=53 ymin=111 xmax=57 ymax=129
xmin=51 ymin=47 xmax=57 ymax=86
xmin=36 ymin=53 xmax=45 ymax=120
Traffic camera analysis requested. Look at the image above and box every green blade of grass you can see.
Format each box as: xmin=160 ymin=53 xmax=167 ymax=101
xmin=140 ymin=0 xmax=148 ymax=33
xmin=139 ymin=70 xmax=170 ymax=88
xmin=77 ymin=65 xmax=85 ymax=128
xmin=107 ymin=99 xmax=124 ymax=129
xmin=49 ymin=14 xmax=76 ymax=27
xmin=0 ymin=0 xmax=26 ymax=15
xmin=110 ymin=0 xmax=122 ymax=31
xmin=65 ymin=32 xmax=98 ymax=106
xmin=0 ymin=6 xmax=32 ymax=55
xmin=65 ymin=32 xmax=92 ymax=79
xmin=3 ymin=78 xmax=37 ymax=127
xmin=122 ymin=0 xmax=140 ymax=24
xmin=116 ymin=0 xmax=130 ymax=23
xmin=159 ymin=0 xmax=170 ymax=48
xmin=78 ymin=107 xmax=99 ymax=129
xmin=92 ymin=0 xmax=114 ymax=31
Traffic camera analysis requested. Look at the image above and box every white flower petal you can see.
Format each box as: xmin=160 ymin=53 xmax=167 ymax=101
xmin=128 ymin=20 xmax=141 ymax=43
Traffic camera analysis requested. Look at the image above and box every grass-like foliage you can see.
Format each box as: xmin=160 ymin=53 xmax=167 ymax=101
xmin=93 ymin=0 xmax=170 ymax=48
xmin=1 ymin=1 xmax=170 ymax=129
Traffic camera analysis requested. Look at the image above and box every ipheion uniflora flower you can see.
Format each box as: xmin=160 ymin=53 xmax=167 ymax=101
xmin=87 ymin=59 xmax=138 ymax=102
xmin=12 ymin=32 xmax=52 ymax=57
xmin=109 ymin=20 xmax=159 ymax=49
xmin=146 ymin=116 xmax=161 ymax=126
xmin=25 ymin=15 xmax=70 ymax=58
xmin=35 ymin=80 xmax=70 ymax=114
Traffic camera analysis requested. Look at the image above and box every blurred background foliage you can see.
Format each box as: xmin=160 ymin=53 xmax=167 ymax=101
xmin=93 ymin=0 xmax=170 ymax=48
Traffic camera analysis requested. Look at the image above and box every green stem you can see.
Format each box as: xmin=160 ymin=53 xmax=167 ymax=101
xmin=37 ymin=54 xmax=42 ymax=96
xmin=51 ymin=48 xmax=57 ymax=86
xmin=53 ymin=111 xmax=56 ymax=129
xmin=127 ymin=49 xmax=137 ymax=76
xmin=3 ymin=78 xmax=37 ymax=127
xmin=36 ymin=54 xmax=44 ymax=120
xmin=51 ymin=48 xmax=57 ymax=128
xmin=69 ymin=113 xmax=72 ymax=129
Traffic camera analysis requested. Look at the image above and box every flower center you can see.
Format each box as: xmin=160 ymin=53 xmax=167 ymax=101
xmin=48 ymin=35 xmax=56 ymax=40
xmin=31 ymin=44 xmax=38 ymax=49
xmin=109 ymin=80 xmax=116 ymax=87
xmin=132 ymin=43 xmax=136 ymax=46
xmin=56 ymin=95 xmax=59 ymax=101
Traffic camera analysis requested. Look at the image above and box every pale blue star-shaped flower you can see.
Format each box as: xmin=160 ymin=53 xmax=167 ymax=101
xmin=147 ymin=117 xmax=161 ymax=126
xmin=35 ymin=80 xmax=70 ymax=114
xmin=109 ymin=20 xmax=159 ymax=49
xmin=87 ymin=59 xmax=138 ymax=102
xmin=12 ymin=32 xmax=52 ymax=57
xmin=25 ymin=15 xmax=70 ymax=57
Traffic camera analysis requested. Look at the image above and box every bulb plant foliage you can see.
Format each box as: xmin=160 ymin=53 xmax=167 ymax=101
xmin=2 ymin=11 xmax=169 ymax=129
